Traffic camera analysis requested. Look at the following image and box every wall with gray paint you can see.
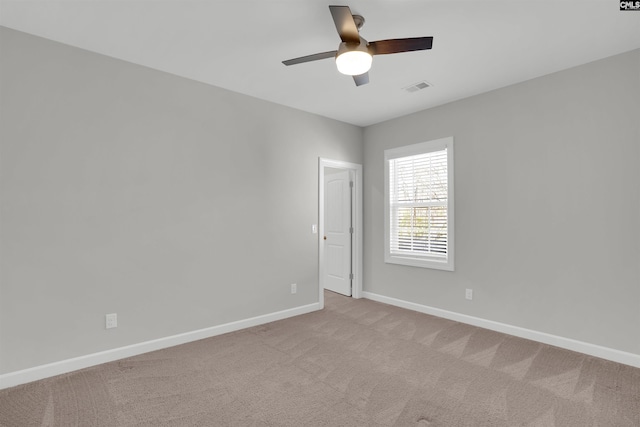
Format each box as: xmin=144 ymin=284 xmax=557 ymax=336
xmin=0 ymin=27 xmax=363 ymax=374
xmin=363 ymin=49 xmax=640 ymax=355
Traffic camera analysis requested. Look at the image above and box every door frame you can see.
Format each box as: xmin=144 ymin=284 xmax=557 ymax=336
xmin=318 ymin=158 xmax=363 ymax=308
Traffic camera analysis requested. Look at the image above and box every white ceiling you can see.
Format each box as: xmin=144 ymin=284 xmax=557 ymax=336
xmin=1 ymin=0 xmax=639 ymax=127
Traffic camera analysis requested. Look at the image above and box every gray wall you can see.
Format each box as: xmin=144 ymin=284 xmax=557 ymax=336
xmin=0 ymin=27 xmax=363 ymax=374
xmin=364 ymin=49 xmax=640 ymax=355
xmin=1 ymin=25 xmax=638 ymax=376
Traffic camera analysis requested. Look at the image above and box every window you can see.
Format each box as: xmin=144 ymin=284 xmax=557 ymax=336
xmin=384 ymin=137 xmax=454 ymax=270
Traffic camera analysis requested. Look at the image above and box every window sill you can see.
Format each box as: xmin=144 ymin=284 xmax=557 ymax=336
xmin=385 ymin=254 xmax=454 ymax=271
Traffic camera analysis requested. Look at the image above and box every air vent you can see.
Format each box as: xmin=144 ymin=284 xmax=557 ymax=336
xmin=403 ymin=81 xmax=432 ymax=93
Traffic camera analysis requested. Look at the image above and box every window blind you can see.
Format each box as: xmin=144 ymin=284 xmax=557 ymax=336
xmin=389 ymin=148 xmax=448 ymax=259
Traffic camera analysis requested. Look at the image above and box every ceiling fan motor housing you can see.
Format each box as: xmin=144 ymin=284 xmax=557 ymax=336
xmin=352 ymin=14 xmax=365 ymax=30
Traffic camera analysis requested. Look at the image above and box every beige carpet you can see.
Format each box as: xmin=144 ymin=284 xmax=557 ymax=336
xmin=1 ymin=291 xmax=639 ymax=426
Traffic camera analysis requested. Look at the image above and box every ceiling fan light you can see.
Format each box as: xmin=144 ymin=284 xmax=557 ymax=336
xmin=336 ymin=42 xmax=372 ymax=76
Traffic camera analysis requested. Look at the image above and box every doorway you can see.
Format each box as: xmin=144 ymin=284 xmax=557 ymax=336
xmin=318 ymin=158 xmax=363 ymax=308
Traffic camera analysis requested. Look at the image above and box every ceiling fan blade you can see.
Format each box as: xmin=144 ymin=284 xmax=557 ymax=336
xmin=353 ymin=72 xmax=369 ymax=86
xmin=329 ymin=5 xmax=360 ymax=43
xmin=282 ymin=50 xmax=337 ymax=66
xmin=368 ymin=37 xmax=433 ymax=55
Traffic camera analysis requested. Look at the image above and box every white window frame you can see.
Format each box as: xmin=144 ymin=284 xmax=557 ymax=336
xmin=384 ymin=137 xmax=454 ymax=271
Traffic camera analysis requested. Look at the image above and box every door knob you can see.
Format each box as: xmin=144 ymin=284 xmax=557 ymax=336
xmin=324 ymin=236 xmax=327 ymax=240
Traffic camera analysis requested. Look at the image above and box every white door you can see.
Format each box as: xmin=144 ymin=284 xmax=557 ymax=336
xmin=323 ymin=169 xmax=352 ymax=296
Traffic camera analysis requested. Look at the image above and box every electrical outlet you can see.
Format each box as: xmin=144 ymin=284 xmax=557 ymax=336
xmin=291 ymin=283 xmax=297 ymax=294
xmin=465 ymin=289 xmax=473 ymax=300
xmin=106 ymin=313 xmax=117 ymax=329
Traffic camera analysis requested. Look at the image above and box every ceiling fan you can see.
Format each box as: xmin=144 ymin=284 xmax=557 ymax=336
xmin=282 ymin=5 xmax=433 ymax=86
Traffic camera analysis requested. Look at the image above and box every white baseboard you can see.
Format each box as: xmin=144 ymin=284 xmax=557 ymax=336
xmin=0 ymin=302 xmax=321 ymax=390
xmin=362 ymin=291 xmax=640 ymax=369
